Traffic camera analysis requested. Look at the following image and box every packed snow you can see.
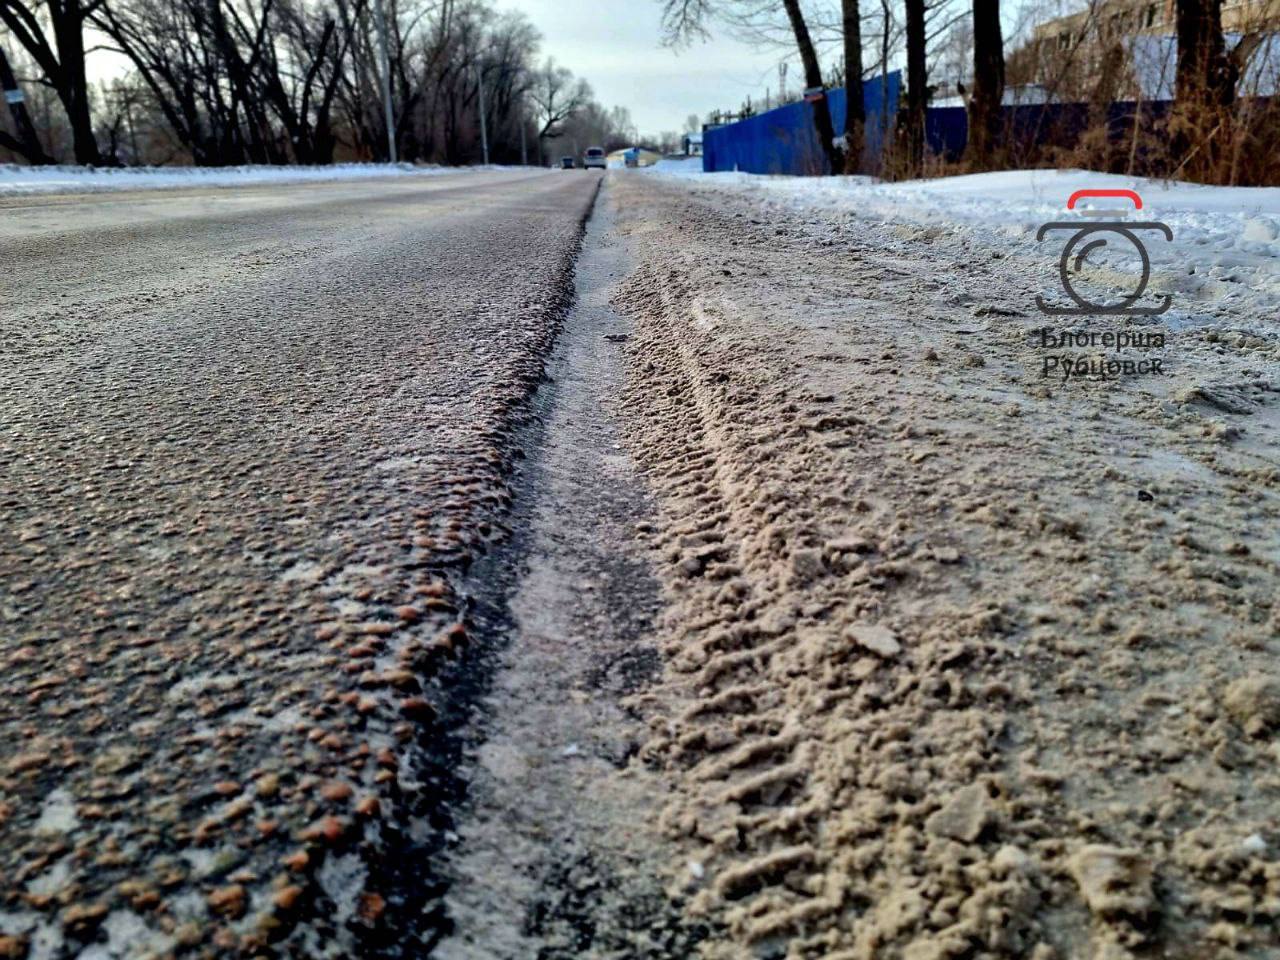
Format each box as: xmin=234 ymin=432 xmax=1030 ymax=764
xmin=644 ymin=164 xmax=1280 ymax=325
xmin=0 ymin=162 xmax=517 ymax=196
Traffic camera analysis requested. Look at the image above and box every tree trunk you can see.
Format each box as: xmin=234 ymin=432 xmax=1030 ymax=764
xmin=904 ymin=0 xmax=927 ymax=176
xmin=842 ymin=0 xmax=865 ymax=174
xmin=0 ymin=43 xmax=52 ymax=163
xmin=880 ymin=0 xmax=891 ymax=155
xmin=1176 ymin=0 xmax=1229 ymax=107
xmin=52 ymin=10 xmax=102 ymax=165
xmin=966 ymin=0 xmax=1005 ymax=170
xmin=781 ymin=0 xmax=841 ymax=174
xmin=1174 ymin=0 xmax=1231 ymax=174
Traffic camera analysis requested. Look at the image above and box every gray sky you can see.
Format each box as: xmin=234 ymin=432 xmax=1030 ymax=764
xmin=504 ymin=1 xmax=792 ymax=136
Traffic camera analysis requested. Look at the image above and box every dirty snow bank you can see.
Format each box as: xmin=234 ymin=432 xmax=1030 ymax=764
xmin=647 ymin=166 xmax=1280 ymax=323
xmin=612 ymin=173 xmax=1280 ymax=960
xmin=0 ymin=162 xmax=519 ymax=196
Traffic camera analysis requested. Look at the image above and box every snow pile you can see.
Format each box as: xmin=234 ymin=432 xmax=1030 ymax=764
xmin=647 ymin=156 xmax=704 ymax=174
xmin=646 ymin=166 xmax=1280 ymax=324
xmin=0 ymin=162 xmax=517 ymax=196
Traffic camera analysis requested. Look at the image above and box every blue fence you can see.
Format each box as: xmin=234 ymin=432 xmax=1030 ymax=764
xmin=926 ymin=100 xmax=1177 ymax=161
xmin=703 ymin=72 xmax=902 ymax=175
xmin=706 ymin=91 xmax=1180 ymax=175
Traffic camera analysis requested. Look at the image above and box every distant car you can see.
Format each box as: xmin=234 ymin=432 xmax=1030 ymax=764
xmin=583 ymin=147 xmax=607 ymax=170
xmin=560 ymin=156 xmax=575 ymax=169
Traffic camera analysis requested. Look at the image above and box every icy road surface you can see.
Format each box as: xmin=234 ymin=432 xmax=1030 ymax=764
xmin=0 ymin=170 xmax=599 ymax=959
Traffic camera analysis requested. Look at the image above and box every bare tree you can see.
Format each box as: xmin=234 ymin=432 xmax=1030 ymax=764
xmin=842 ymin=0 xmax=865 ymax=172
xmin=528 ymin=57 xmax=590 ymax=160
xmin=1 ymin=0 xmax=602 ymax=168
xmin=1171 ymin=0 xmax=1234 ymax=175
xmin=659 ymin=0 xmax=842 ymax=173
xmin=1175 ymin=0 xmax=1229 ymax=107
xmin=904 ymin=0 xmax=927 ymax=174
xmin=0 ymin=42 xmax=52 ymax=162
xmin=0 ymin=0 xmax=105 ymax=163
xmin=965 ymin=0 xmax=1004 ymax=169
xmin=781 ymin=0 xmax=840 ymax=171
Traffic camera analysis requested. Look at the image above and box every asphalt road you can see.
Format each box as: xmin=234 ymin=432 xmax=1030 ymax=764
xmin=0 ymin=170 xmax=600 ymax=960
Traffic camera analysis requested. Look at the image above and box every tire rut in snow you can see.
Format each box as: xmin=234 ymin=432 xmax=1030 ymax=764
xmin=430 ymin=181 xmax=711 ymax=959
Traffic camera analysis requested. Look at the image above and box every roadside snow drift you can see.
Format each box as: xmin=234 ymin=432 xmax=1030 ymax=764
xmin=0 ymin=162 xmax=518 ymax=196
xmin=646 ymin=166 xmax=1280 ymax=324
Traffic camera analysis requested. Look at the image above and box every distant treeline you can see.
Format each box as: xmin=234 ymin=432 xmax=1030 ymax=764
xmin=0 ymin=0 xmax=638 ymax=167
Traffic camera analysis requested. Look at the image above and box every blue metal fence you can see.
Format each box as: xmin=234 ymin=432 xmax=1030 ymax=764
xmin=703 ymin=72 xmax=903 ymax=175
xmin=926 ymin=100 xmax=1178 ymax=161
xmin=706 ymin=89 xmax=1181 ymax=175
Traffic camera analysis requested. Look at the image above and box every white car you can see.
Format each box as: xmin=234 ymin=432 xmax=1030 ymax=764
xmin=583 ymin=147 xmax=607 ymax=170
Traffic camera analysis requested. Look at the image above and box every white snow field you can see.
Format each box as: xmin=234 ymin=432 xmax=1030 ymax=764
xmin=0 ymin=162 xmax=519 ymax=196
xmin=646 ymin=164 xmax=1280 ymax=324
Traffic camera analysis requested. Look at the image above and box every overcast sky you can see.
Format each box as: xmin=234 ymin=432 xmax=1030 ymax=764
xmin=504 ymin=1 xmax=794 ymax=136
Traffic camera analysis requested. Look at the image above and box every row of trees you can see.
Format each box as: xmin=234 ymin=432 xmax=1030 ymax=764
xmin=0 ymin=0 xmax=627 ymax=166
xmin=664 ymin=0 xmax=1270 ymax=181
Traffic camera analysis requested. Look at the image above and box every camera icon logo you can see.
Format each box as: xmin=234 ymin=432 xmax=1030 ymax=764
xmin=1036 ymin=189 xmax=1173 ymax=317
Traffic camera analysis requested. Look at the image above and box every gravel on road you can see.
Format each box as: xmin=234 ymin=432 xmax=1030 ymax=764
xmin=0 ymin=171 xmax=599 ymax=960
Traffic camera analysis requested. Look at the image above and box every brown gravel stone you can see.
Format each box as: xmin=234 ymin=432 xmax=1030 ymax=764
xmin=62 ymin=902 xmax=109 ymax=934
xmin=358 ymin=891 xmax=386 ymax=924
xmin=131 ymin=890 xmax=161 ymax=911
xmin=207 ymin=884 xmax=247 ymax=919
xmin=319 ymin=781 xmax=353 ymax=803
xmin=7 ymin=752 xmax=49 ymax=775
xmin=272 ymin=885 xmax=304 ymax=912
xmin=299 ymin=816 xmax=347 ymax=844
xmin=381 ymin=670 xmax=418 ymax=691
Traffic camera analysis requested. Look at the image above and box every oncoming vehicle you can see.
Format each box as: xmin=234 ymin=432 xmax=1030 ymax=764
xmin=583 ymin=147 xmax=607 ymax=170
xmin=560 ymin=156 xmax=575 ymax=169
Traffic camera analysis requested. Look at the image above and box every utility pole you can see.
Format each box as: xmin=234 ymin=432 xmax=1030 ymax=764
xmin=373 ymin=0 xmax=396 ymax=163
xmin=476 ymin=63 xmax=489 ymax=166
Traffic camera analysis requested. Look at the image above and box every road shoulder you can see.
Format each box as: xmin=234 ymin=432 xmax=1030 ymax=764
xmin=606 ymin=172 xmax=1280 ymax=960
